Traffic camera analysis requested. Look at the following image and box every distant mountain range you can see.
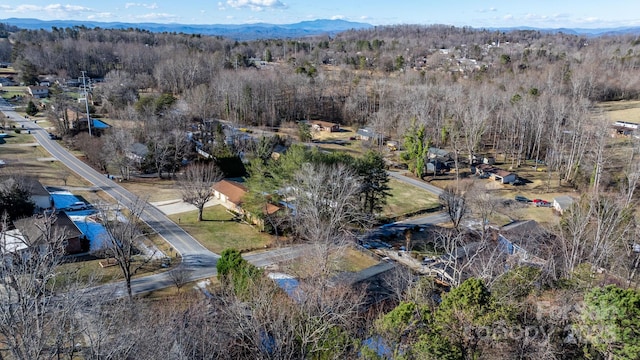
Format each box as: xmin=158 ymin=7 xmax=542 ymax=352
xmin=1 ymin=18 xmax=639 ymax=40
xmin=0 ymin=18 xmax=374 ymax=40
xmin=493 ymin=26 xmax=640 ymax=37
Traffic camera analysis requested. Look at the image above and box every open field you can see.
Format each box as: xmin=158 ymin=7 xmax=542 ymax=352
xmin=0 ymin=86 xmax=26 ymax=99
xmin=279 ymin=246 xmax=380 ymax=279
xmin=383 ymin=178 xmax=440 ymax=219
xmin=119 ymin=177 xmax=181 ymax=203
xmin=598 ymin=100 xmax=640 ymax=123
xmin=311 ymin=126 xmax=382 ymax=157
xmin=168 ymin=205 xmax=274 ymax=254
xmin=0 ymin=133 xmax=93 ymax=188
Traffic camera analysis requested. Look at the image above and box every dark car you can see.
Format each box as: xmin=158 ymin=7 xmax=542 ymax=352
xmin=515 ymin=195 xmax=531 ymax=203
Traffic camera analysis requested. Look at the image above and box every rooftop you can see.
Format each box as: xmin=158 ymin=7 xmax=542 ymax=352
xmin=213 ymin=180 xmax=248 ymax=205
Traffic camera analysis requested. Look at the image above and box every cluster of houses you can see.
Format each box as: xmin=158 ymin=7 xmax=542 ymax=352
xmin=0 ymin=177 xmax=94 ymax=259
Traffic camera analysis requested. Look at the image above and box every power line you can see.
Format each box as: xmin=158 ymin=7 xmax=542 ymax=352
xmin=81 ymin=71 xmax=92 ymax=137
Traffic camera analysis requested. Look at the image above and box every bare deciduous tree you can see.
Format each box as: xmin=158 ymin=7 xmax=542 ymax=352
xmin=285 ymin=163 xmax=367 ymax=276
xmin=97 ymin=199 xmax=154 ymax=300
xmin=168 ymin=264 xmax=191 ymax=293
xmin=103 ymin=128 xmax=135 ymax=181
xmin=178 ymin=162 xmax=223 ymax=222
xmin=439 ymin=184 xmax=469 ymax=231
xmin=0 ymin=213 xmax=86 ymax=359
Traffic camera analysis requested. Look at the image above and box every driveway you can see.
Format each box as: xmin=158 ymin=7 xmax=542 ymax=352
xmin=151 ymin=198 xmax=221 ymax=216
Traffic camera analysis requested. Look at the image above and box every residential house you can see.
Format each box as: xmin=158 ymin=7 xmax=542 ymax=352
xmin=25 ymin=177 xmax=52 ymax=211
xmin=611 ymin=121 xmax=640 ymax=138
xmin=13 ymin=212 xmax=86 ymax=255
xmin=309 ymin=120 xmax=340 ymax=132
xmin=553 ymin=195 xmax=575 ymax=215
xmin=0 ymin=77 xmax=16 ymax=87
xmin=0 ymin=176 xmax=51 ymax=212
xmin=497 ymin=220 xmax=548 ymax=266
xmin=27 ymin=86 xmax=49 ymax=98
xmin=212 ymin=180 xmax=248 ymax=214
xmin=356 ymin=127 xmax=386 ymax=143
xmin=425 ymin=160 xmax=450 ymax=175
xmin=474 ymin=164 xmax=517 ymax=184
xmin=127 ymin=142 xmax=149 ymax=166
xmin=428 ymin=147 xmax=452 ymax=161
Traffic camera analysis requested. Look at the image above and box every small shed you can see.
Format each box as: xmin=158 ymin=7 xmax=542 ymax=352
xmin=494 ymin=169 xmax=516 ymax=184
xmin=553 ymin=196 xmax=575 ymax=215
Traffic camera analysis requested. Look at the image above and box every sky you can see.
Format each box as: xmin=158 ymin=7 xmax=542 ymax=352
xmin=0 ymin=1 xmax=639 ymax=29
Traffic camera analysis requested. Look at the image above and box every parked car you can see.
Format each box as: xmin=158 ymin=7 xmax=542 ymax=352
xmin=66 ymin=201 xmax=88 ymax=211
xmin=515 ymin=195 xmax=531 ymax=203
xmin=532 ymin=199 xmax=551 ymax=207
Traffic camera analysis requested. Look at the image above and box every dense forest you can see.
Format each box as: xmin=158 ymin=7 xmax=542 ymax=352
xmin=1 ymin=23 xmax=640 ymax=359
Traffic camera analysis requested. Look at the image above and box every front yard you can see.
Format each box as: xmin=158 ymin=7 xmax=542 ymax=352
xmin=383 ymin=178 xmax=440 ymax=219
xmin=168 ymin=205 xmax=274 ymax=253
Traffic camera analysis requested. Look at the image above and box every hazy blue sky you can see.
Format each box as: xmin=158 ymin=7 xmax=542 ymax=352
xmin=1 ymin=1 xmax=638 ymax=28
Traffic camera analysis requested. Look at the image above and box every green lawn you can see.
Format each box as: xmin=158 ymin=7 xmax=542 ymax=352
xmin=169 ymin=205 xmax=274 ymax=253
xmin=0 ymin=86 xmax=26 ymax=99
xmin=383 ymin=178 xmax=440 ymax=218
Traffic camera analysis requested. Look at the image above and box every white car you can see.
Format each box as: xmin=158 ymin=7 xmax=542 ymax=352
xmin=66 ymin=201 xmax=88 ymax=211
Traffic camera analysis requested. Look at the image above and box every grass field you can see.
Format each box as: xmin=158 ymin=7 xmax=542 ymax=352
xmin=0 ymin=86 xmax=26 ymax=100
xmin=54 ymin=252 xmax=172 ymax=289
xmin=168 ymin=205 xmax=274 ymax=253
xmin=282 ymin=246 xmax=379 ymax=278
xmin=383 ymin=178 xmax=440 ymax=218
xmin=598 ymin=100 xmax=640 ymax=123
xmin=119 ymin=177 xmax=181 ymax=203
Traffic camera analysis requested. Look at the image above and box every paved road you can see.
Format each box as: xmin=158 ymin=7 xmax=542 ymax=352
xmin=4 ymin=107 xmax=218 ymax=267
xmin=387 ymin=170 xmax=444 ymax=196
xmin=0 ymin=102 xmax=224 ymax=297
xmin=0 ymin=102 xmax=321 ymax=299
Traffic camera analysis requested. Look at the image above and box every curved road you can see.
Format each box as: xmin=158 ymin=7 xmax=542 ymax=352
xmin=4 ymin=107 xmax=218 ymax=266
xmin=1 ymin=101 xmax=222 ymax=298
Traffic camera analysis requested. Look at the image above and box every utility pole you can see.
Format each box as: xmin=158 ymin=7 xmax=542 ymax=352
xmin=81 ymin=71 xmax=92 ymax=137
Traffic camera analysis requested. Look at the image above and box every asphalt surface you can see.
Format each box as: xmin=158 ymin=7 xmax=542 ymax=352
xmin=1 ymin=101 xmax=224 ymax=298
xmin=387 ymin=170 xmax=444 ymax=196
xmin=3 ymin=105 xmax=218 ymax=267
